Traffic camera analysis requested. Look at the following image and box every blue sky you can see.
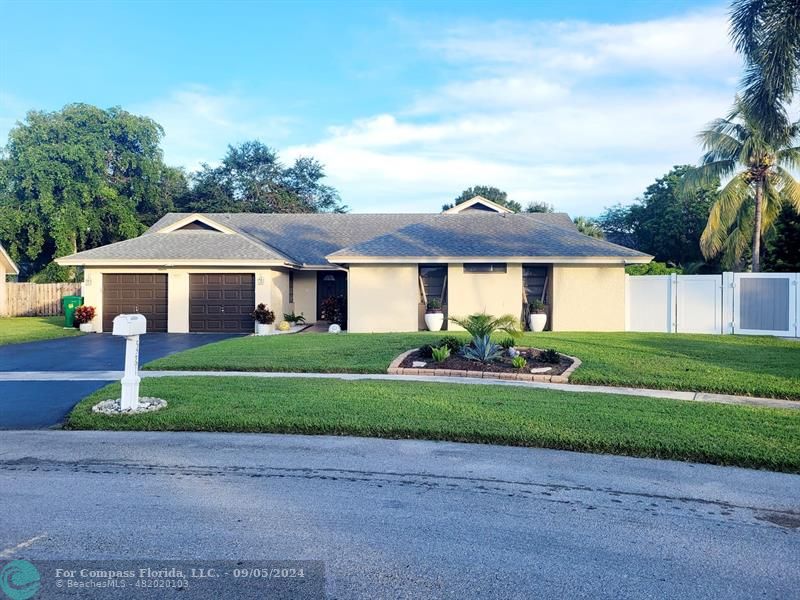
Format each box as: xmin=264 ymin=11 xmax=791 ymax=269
xmin=1 ymin=0 xmax=739 ymax=215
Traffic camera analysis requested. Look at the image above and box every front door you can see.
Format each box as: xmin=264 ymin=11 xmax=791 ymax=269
xmin=317 ymin=271 xmax=347 ymax=329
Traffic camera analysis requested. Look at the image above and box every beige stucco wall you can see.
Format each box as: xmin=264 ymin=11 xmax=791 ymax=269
xmin=348 ymin=264 xmax=419 ymax=332
xmin=447 ymin=263 xmax=524 ymax=330
xmin=291 ymin=271 xmax=317 ymax=321
xmin=550 ymin=264 xmax=626 ymax=331
xmin=82 ymin=267 xmax=274 ymax=333
xmin=0 ymin=264 xmax=6 ymax=316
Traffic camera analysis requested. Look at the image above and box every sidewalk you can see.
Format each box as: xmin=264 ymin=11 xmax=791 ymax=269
xmin=1 ymin=369 xmax=797 ymax=410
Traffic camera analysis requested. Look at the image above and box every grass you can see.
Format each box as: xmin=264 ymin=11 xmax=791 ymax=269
xmin=0 ymin=316 xmax=82 ymax=346
xmin=67 ymin=376 xmax=800 ymax=473
xmin=144 ymin=331 xmax=800 ymax=400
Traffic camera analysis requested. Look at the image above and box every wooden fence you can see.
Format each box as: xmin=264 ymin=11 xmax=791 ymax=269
xmin=4 ymin=282 xmax=82 ymax=317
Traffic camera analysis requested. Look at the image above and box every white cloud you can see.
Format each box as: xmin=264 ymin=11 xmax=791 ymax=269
xmin=286 ymin=8 xmax=742 ymax=215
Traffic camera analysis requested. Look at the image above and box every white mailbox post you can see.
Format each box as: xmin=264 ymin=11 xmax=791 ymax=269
xmin=112 ymin=314 xmax=147 ymax=410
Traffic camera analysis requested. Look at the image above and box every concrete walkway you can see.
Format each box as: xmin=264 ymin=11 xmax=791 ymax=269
xmin=1 ymin=369 xmax=797 ymax=410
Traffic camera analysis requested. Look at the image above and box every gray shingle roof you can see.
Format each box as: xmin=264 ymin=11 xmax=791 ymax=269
xmin=62 ymin=212 xmax=649 ymax=265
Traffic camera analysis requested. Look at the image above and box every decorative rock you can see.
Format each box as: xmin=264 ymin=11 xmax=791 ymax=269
xmin=412 ymin=361 xmax=427 ymax=368
xmin=328 ymin=324 xmax=342 ymax=334
xmin=529 ymin=367 xmax=552 ymax=373
xmin=507 ymin=347 xmax=517 ymax=357
xmin=92 ymin=397 xmax=167 ymax=416
xmin=277 ymin=320 xmax=291 ymax=331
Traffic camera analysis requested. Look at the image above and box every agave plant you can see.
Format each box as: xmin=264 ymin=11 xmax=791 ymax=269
xmin=448 ymin=313 xmax=521 ymax=340
xmin=461 ymin=335 xmax=504 ymax=364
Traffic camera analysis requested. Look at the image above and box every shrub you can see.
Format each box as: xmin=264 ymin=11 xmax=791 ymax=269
xmin=418 ymin=344 xmax=434 ymax=358
xmin=73 ymin=305 xmax=95 ymax=325
xmin=426 ymin=298 xmax=442 ymax=312
xmin=431 ymin=345 xmax=451 ymax=362
xmin=437 ymin=336 xmax=464 ymax=353
xmin=461 ymin=335 xmax=503 ymax=363
xmin=449 ymin=313 xmax=521 ymax=340
xmin=539 ymin=348 xmax=561 ymax=364
xmin=251 ymin=303 xmax=276 ymax=325
xmin=283 ymin=312 xmax=306 ymax=324
xmin=320 ymin=296 xmax=346 ymax=324
xmin=529 ymin=299 xmax=546 ymax=314
xmin=512 ymin=355 xmax=527 ymax=369
xmin=498 ymin=337 xmax=516 ymax=349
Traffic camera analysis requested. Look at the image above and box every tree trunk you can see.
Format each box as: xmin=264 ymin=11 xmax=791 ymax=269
xmin=752 ymin=180 xmax=763 ymax=273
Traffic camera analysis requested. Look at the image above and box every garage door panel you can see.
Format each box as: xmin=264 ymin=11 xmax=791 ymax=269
xmin=103 ymin=274 xmax=169 ymax=332
xmin=189 ymin=273 xmax=255 ymax=332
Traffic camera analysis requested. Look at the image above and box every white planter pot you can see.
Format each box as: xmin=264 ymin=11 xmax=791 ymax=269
xmin=79 ymin=323 xmax=94 ymax=333
xmin=424 ymin=312 xmax=444 ymax=332
xmin=529 ymin=313 xmax=547 ymax=332
xmin=255 ymin=323 xmax=273 ymax=336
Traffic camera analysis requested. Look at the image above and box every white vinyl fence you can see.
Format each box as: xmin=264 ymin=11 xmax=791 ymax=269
xmin=625 ymin=272 xmax=799 ymax=337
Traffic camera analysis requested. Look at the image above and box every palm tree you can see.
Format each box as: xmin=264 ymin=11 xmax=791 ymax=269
xmin=683 ymin=99 xmax=800 ymax=271
xmin=730 ymin=0 xmax=800 ymax=144
xmin=573 ymin=216 xmax=604 ymax=239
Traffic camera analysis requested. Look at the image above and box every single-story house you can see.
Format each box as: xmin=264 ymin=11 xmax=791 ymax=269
xmin=56 ymin=205 xmax=652 ymax=333
xmin=0 ymin=243 xmax=20 ymax=316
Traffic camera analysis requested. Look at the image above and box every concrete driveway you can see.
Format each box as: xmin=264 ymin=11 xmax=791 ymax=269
xmin=1 ymin=432 xmax=798 ymax=599
xmin=0 ymin=333 xmax=237 ymax=429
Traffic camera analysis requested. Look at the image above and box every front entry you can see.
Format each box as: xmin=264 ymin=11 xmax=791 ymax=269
xmin=317 ymin=271 xmax=347 ymax=329
xmin=189 ymin=273 xmax=255 ymax=332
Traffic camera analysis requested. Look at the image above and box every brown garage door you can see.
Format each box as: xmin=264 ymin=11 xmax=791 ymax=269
xmin=103 ymin=274 xmax=168 ymax=332
xmin=190 ymin=273 xmax=255 ymax=332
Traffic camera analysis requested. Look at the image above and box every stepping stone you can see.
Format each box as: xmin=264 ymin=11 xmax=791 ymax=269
xmin=412 ymin=361 xmax=427 ymax=368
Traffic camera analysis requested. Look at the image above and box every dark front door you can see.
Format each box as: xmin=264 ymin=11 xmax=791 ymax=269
xmin=189 ymin=273 xmax=255 ymax=332
xmin=103 ymin=273 xmax=168 ymax=332
xmin=317 ymin=271 xmax=347 ymax=329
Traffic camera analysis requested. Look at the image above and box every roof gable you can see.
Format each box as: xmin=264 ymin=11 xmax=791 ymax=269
xmin=443 ymin=195 xmax=513 ymax=214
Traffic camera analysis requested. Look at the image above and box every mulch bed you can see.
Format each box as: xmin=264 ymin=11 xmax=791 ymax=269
xmin=400 ymin=347 xmax=572 ymax=375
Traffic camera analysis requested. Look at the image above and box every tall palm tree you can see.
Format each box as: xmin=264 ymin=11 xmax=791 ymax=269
xmin=683 ymin=98 xmax=800 ymax=271
xmin=730 ymin=0 xmax=800 ymax=144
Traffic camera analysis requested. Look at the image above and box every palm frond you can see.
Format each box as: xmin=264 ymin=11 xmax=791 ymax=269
xmin=700 ymin=174 xmax=751 ymax=259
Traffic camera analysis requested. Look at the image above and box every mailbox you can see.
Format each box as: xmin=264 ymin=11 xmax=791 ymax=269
xmin=112 ymin=314 xmax=147 ymax=337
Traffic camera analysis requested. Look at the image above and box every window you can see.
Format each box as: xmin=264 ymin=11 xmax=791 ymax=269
xmin=463 ymin=263 xmax=507 ymax=273
xmin=289 ymin=271 xmax=294 ymax=303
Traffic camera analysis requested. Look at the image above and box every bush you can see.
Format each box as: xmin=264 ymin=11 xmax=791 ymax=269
xmin=250 ymin=303 xmax=276 ymax=325
xmin=461 ymin=335 xmax=503 ymax=363
xmin=30 ymin=262 xmax=82 ymax=283
xmin=625 ymin=262 xmax=683 ymax=276
xmin=283 ymin=312 xmax=306 ymax=324
xmin=512 ymin=355 xmax=527 ymax=369
xmin=418 ymin=344 xmax=434 ymax=358
xmin=539 ymin=348 xmax=561 ymax=364
xmin=498 ymin=337 xmax=516 ymax=349
xmin=431 ymin=345 xmax=451 ymax=362
xmin=426 ymin=298 xmax=442 ymax=312
xmin=73 ymin=305 xmax=96 ymax=326
xmin=529 ymin=299 xmax=546 ymax=314
xmin=437 ymin=336 xmax=464 ymax=353
xmin=449 ymin=313 xmax=521 ymax=339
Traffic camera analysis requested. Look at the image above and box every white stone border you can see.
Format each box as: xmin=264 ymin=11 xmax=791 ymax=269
xmin=388 ymin=348 xmax=581 ymax=383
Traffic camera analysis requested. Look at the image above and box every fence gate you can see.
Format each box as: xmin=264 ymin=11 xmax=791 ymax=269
xmin=732 ymin=273 xmax=798 ymax=337
xmin=675 ymin=275 xmax=723 ymax=334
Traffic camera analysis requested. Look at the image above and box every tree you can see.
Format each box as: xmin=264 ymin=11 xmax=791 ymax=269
xmin=523 ymin=201 xmax=554 ymax=213
xmin=763 ymin=205 xmax=800 ymax=271
xmin=730 ymin=0 xmax=800 ymax=144
xmin=443 ymin=185 xmax=522 ymax=212
xmin=683 ymin=99 xmax=800 ymax=271
xmin=0 ymin=103 xmax=182 ymax=275
xmin=573 ymin=216 xmax=603 ymax=238
xmin=597 ymin=166 xmax=718 ymax=266
xmin=177 ymin=141 xmax=345 ymax=214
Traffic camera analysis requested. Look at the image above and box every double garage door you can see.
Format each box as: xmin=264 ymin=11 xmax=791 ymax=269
xmin=103 ymin=273 xmax=255 ymax=333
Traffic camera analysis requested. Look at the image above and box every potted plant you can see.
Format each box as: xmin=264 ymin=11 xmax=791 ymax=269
xmin=251 ymin=303 xmax=275 ymax=335
xmin=528 ymin=299 xmax=548 ymax=332
xmin=424 ymin=298 xmax=444 ymax=331
xmin=74 ymin=305 xmax=96 ymax=333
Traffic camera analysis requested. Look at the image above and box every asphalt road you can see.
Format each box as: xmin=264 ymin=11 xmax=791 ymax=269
xmin=1 ymin=431 xmax=797 ymax=599
xmin=0 ymin=333 xmax=237 ymax=428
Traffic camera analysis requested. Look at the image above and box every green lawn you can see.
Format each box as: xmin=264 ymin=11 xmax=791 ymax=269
xmin=144 ymin=332 xmax=800 ymax=400
xmin=67 ymin=376 xmax=800 ymax=473
xmin=0 ymin=316 xmax=82 ymax=346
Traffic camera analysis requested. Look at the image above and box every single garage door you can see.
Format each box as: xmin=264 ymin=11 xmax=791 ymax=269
xmin=103 ymin=274 xmax=168 ymax=332
xmin=190 ymin=273 xmax=255 ymax=332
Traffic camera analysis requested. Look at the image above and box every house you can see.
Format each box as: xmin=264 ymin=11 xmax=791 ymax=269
xmin=0 ymin=243 xmax=19 ymax=317
xmin=55 ymin=211 xmax=652 ymax=333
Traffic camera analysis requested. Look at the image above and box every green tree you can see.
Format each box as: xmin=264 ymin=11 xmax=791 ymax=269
xmin=442 ymin=185 xmax=522 ymax=212
xmin=598 ymin=166 xmax=718 ymax=267
xmin=178 ymin=141 xmax=345 ymax=214
xmin=572 ymin=216 xmax=604 ymax=238
xmin=763 ymin=205 xmax=800 ymax=271
xmin=523 ymin=201 xmax=554 ymax=213
xmin=0 ymin=103 xmax=181 ymax=275
xmin=730 ymin=0 xmax=800 ymax=144
xmin=683 ymin=99 xmax=800 ymax=271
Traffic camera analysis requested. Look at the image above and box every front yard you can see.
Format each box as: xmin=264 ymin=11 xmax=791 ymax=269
xmin=144 ymin=332 xmax=800 ymax=400
xmin=0 ymin=316 xmax=81 ymax=346
xmin=67 ymin=376 xmax=800 ymax=473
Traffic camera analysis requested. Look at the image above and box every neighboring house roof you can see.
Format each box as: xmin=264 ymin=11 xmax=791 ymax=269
xmin=443 ymin=195 xmax=514 ymax=214
xmin=0 ymin=243 xmax=19 ymax=274
xmin=57 ymin=212 xmax=651 ymax=267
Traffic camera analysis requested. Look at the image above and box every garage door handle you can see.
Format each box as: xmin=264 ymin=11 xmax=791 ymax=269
xmin=134 ymin=305 xmax=139 ymax=312
xmin=220 ymin=308 xmax=225 ymax=313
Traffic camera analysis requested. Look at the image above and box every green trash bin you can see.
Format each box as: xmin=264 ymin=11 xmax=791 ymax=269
xmin=63 ymin=295 xmax=83 ymax=328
